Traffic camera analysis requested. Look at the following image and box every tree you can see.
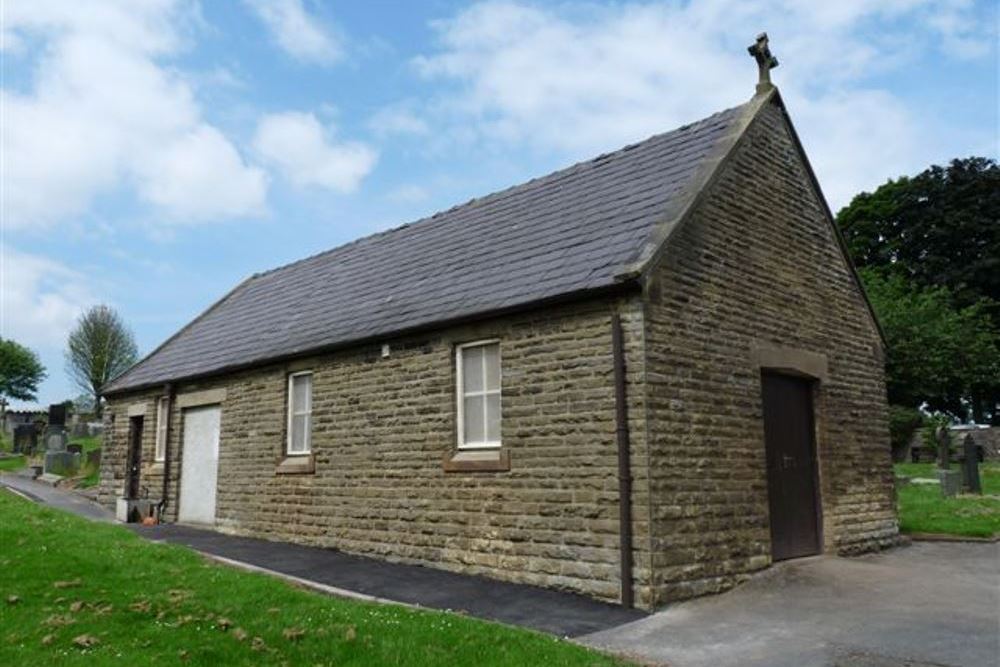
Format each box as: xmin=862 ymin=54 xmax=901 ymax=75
xmin=0 ymin=339 xmax=46 ymax=406
xmin=860 ymin=269 xmax=1000 ymax=420
xmin=66 ymin=305 xmax=138 ymax=417
xmin=838 ymin=157 xmax=1000 ymax=422
xmin=837 ymin=157 xmax=999 ymax=310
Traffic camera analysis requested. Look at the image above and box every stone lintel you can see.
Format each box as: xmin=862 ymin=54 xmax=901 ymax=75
xmin=176 ymin=388 xmax=227 ymax=409
xmin=752 ymin=344 xmax=828 ymax=382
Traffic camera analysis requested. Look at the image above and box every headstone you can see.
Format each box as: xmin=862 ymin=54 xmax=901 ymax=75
xmin=70 ymin=422 xmax=89 ymax=438
xmin=962 ymin=434 xmax=982 ymax=494
xmin=67 ymin=443 xmax=83 ymax=455
xmin=938 ymin=468 xmax=961 ymax=497
xmin=936 ymin=426 xmax=961 ymax=496
xmin=936 ymin=426 xmax=951 ymax=469
xmin=12 ymin=424 xmax=37 ymax=455
xmin=43 ymin=427 xmax=79 ymax=477
xmin=44 ymin=450 xmax=79 ymax=476
xmin=48 ymin=403 xmax=67 ymax=429
xmin=86 ymin=448 xmax=101 ymax=469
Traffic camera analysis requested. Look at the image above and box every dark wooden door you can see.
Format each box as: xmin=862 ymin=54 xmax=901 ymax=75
xmin=126 ymin=416 xmax=143 ymax=500
xmin=761 ymin=373 xmax=820 ymax=561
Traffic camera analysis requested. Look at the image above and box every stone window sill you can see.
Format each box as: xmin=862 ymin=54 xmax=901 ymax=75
xmin=276 ymin=454 xmax=315 ymax=475
xmin=443 ymin=448 xmax=510 ymax=473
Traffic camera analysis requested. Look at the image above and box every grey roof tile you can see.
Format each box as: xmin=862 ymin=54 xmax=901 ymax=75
xmin=105 ymin=103 xmax=746 ymax=393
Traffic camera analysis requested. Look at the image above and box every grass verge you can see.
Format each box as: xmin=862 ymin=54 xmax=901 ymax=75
xmin=895 ymin=463 xmax=1000 ymax=538
xmin=0 ymin=455 xmax=26 ymax=473
xmin=0 ymin=492 xmax=626 ymax=666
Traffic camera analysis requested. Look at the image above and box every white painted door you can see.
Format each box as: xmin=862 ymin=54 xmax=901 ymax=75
xmin=178 ymin=405 xmax=221 ymax=524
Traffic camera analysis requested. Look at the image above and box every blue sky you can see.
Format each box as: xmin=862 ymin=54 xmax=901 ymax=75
xmin=2 ymin=0 xmax=997 ymax=407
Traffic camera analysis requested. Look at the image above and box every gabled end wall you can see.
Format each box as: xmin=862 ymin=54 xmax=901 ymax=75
xmin=640 ymin=95 xmax=900 ymax=606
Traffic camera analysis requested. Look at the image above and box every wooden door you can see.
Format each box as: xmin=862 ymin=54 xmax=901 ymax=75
xmin=178 ymin=406 xmax=221 ymax=525
xmin=126 ymin=416 xmax=143 ymax=499
xmin=761 ymin=373 xmax=821 ymax=561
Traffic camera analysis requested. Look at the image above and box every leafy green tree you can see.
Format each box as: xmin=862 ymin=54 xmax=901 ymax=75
xmin=887 ymin=405 xmax=924 ymax=462
xmin=838 ymin=157 xmax=999 ymax=310
xmin=66 ymin=305 xmax=138 ymax=417
xmin=861 ymin=269 xmax=1000 ymax=419
xmin=0 ymin=339 xmax=46 ymax=405
xmin=838 ymin=157 xmax=1000 ymax=421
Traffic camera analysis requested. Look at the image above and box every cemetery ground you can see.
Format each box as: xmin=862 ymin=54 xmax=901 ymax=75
xmin=894 ymin=462 xmax=1000 ymax=538
xmin=0 ymin=491 xmax=629 ymax=667
xmin=0 ymin=430 xmax=101 ymax=486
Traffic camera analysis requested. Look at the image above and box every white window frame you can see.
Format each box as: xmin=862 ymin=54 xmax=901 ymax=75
xmin=154 ymin=397 xmax=169 ymax=462
xmin=456 ymin=340 xmax=502 ymax=449
xmin=286 ymin=371 xmax=313 ymax=456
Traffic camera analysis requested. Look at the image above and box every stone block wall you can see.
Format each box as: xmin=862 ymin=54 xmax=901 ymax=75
xmin=100 ymin=298 xmax=652 ymax=606
xmin=97 ymin=388 xmax=162 ymax=509
xmin=98 ymin=98 xmax=901 ymax=611
xmin=642 ymin=98 xmax=899 ymax=606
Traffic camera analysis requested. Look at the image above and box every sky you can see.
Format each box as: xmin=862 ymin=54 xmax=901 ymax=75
xmin=1 ymin=0 xmax=997 ymax=408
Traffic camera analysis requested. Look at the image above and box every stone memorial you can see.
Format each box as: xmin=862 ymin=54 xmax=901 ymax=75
xmin=961 ymin=434 xmax=982 ymax=495
xmin=936 ymin=426 xmax=961 ymax=497
xmin=85 ymin=448 xmax=101 ymax=470
xmin=48 ymin=403 xmax=67 ymax=429
xmin=12 ymin=424 xmax=37 ymax=455
xmin=43 ymin=404 xmax=79 ymax=477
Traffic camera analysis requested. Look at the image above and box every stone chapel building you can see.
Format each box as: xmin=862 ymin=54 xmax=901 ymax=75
xmin=98 ymin=38 xmax=899 ymax=610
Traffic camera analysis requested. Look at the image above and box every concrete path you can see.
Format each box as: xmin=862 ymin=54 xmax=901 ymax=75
xmin=0 ymin=471 xmax=114 ymax=522
xmin=582 ymin=542 xmax=1000 ymax=667
xmin=0 ymin=475 xmax=642 ymax=637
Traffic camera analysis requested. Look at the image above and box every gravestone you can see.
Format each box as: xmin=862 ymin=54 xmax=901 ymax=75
xmin=67 ymin=443 xmax=83 ymax=455
xmin=85 ymin=448 xmax=101 ymax=469
xmin=43 ymin=404 xmax=79 ymax=476
xmin=936 ymin=426 xmax=961 ymax=497
xmin=48 ymin=403 xmax=67 ymax=429
xmin=12 ymin=424 xmax=37 ymax=455
xmin=961 ymin=434 xmax=982 ymax=494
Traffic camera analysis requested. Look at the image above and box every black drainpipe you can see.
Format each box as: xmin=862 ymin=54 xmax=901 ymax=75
xmin=611 ymin=312 xmax=634 ymax=609
xmin=158 ymin=383 xmax=174 ymax=521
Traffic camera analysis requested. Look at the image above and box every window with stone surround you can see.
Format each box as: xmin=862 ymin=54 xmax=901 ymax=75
xmin=456 ymin=341 xmax=501 ymax=449
xmin=286 ymin=371 xmax=313 ymax=455
xmin=154 ymin=397 xmax=168 ymax=462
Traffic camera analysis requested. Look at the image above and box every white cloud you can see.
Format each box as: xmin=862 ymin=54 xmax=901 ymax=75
xmin=412 ymin=0 xmax=993 ymax=209
xmin=139 ymin=126 xmax=269 ymax=221
xmin=369 ymin=103 xmax=431 ymax=137
xmin=244 ymin=0 xmax=342 ymax=65
xmin=1 ymin=0 xmax=267 ymax=230
xmin=0 ymin=245 xmax=93 ymax=349
xmin=254 ymin=112 xmax=377 ymax=192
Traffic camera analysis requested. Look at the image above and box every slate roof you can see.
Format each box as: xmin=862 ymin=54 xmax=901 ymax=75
xmin=105 ymin=102 xmax=747 ymax=394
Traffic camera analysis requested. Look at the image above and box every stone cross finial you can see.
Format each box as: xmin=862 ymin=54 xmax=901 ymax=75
xmin=747 ymin=32 xmax=779 ymax=93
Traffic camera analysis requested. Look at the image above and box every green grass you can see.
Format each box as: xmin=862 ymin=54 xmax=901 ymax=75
xmin=67 ymin=435 xmax=102 ymax=453
xmin=0 ymin=455 xmax=26 ymax=472
xmin=78 ymin=467 xmax=101 ymax=488
xmin=895 ymin=462 xmax=1000 ymax=537
xmin=0 ymin=492 xmax=626 ymax=666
